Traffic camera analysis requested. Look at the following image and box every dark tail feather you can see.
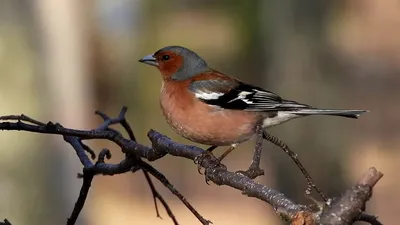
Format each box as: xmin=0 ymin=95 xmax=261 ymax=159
xmin=291 ymin=109 xmax=368 ymax=119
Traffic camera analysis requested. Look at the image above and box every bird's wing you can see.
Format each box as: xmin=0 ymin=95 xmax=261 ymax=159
xmin=189 ymin=78 xmax=310 ymax=111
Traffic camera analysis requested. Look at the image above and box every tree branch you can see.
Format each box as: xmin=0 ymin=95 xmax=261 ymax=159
xmin=0 ymin=107 xmax=383 ymax=225
xmin=0 ymin=108 xmax=205 ymax=225
xmin=318 ymin=167 xmax=383 ymax=225
xmin=95 ymin=107 xmax=178 ymax=224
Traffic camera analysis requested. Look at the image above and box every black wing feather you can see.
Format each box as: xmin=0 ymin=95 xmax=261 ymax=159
xmin=191 ymin=80 xmax=310 ymax=111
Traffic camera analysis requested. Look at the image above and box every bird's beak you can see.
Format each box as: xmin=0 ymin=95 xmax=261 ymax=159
xmin=138 ymin=54 xmax=158 ymax=67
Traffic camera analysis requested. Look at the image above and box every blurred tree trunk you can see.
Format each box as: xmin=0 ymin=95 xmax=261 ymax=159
xmin=33 ymin=0 xmax=95 ymax=224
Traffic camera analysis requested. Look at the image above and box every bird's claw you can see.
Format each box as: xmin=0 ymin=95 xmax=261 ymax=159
xmin=204 ymin=174 xmax=211 ymax=185
xmin=236 ymin=166 xmax=264 ymax=179
xmin=194 ymin=150 xmax=217 ymax=174
xmin=194 ymin=151 xmax=227 ymax=185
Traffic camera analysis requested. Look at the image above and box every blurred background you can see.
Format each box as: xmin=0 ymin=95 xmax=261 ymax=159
xmin=0 ymin=0 xmax=399 ymax=224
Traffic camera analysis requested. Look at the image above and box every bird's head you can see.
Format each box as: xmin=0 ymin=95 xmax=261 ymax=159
xmin=139 ymin=46 xmax=210 ymax=80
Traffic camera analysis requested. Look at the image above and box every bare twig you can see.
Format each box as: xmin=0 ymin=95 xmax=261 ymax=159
xmin=78 ymin=139 xmax=96 ymax=159
xmin=139 ymin=161 xmax=212 ymax=225
xmin=65 ymin=148 xmax=111 ymax=225
xmin=64 ymin=135 xmax=93 ymax=167
xmin=142 ymin=171 xmax=178 ymax=224
xmin=263 ymin=132 xmax=328 ymax=202
xmin=66 ymin=171 xmax=94 ymax=225
xmin=93 ymin=107 xmax=178 ymax=224
xmin=66 ymin=149 xmax=112 ymax=225
xmin=0 ymin=114 xmax=46 ymax=126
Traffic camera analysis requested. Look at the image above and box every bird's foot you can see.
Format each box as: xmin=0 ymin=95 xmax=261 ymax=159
xmin=194 ymin=150 xmax=227 ymax=185
xmin=194 ymin=150 xmax=218 ymax=175
xmin=236 ymin=166 xmax=264 ymax=179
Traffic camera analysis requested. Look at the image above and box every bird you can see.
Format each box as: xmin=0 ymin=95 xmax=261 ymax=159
xmin=138 ymin=45 xmax=367 ymax=166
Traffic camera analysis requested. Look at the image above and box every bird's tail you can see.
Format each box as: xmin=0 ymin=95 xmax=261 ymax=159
xmin=291 ymin=109 xmax=368 ymax=119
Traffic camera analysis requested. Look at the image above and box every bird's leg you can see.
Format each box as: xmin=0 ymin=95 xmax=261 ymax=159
xmin=236 ymin=126 xmax=265 ymax=179
xmin=194 ymin=145 xmax=218 ymax=175
xmin=217 ymin=143 xmax=239 ymax=162
xmin=263 ymin=131 xmax=328 ymax=202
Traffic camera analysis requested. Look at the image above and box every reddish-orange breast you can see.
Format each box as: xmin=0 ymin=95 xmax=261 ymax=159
xmin=159 ymin=79 xmax=261 ymax=146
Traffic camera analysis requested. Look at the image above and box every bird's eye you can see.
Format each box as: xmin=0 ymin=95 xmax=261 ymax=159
xmin=162 ymin=55 xmax=170 ymax=61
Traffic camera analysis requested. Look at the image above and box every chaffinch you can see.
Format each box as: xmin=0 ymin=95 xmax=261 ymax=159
xmin=139 ymin=46 xmax=367 ymax=164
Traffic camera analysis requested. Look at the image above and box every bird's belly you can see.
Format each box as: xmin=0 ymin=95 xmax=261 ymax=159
xmin=160 ymin=99 xmax=260 ymax=146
